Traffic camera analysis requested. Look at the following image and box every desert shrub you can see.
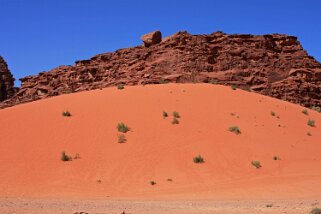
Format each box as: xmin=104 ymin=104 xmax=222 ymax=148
xmin=251 ymin=160 xmax=262 ymax=169
xmin=266 ymin=204 xmax=273 ymax=208
xmin=74 ymin=153 xmax=81 ymax=159
xmin=62 ymin=89 xmax=72 ymax=94
xmin=159 ymin=79 xmax=169 ymax=84
xmin=193 ymin=155 xmax=205 ymax=164
xmin=273 ymin=156 xmax=280 ymax=160
xmin=271 ymin=111 xmax=276 ymax=116
xmin=311 ymin=106 xmax=321 ymax=113
xmin=163 ymin=111 xmax=168 ymax=118
xmin=210 ymin=79 xmax=218 ymax=84
xmin=228 ymin=126 xmax=241 ymax=134
xmin=118 ymin=134 xmax=126 ymax=143
xmin=62 ymin=111 xmax=71 ymax=117
xmin=117 ymin=122 xmax=130 ymax=133
xmin=310 ymin=208 xmax=321 ymax=214
xmin=173 ymin=111 xmax=180 ymax=118
xmin=117 ymin=84 xmax=125 ymax=90
xmin=171 ymin=117 xmax=179 ymax=124
xmin=231 ymin=85 xmax=237 ymax=90
xmin=150 ymin=181 xmax=156 ymax=185
xmin=302 ymin=109 xmax=309 ymax=115
xmin=307 ymin=132 xmax=312 ymax=136
xmin=241 ymin=85 xmax=251 ymax=92
xmin=167 ymin=178 xmax=173 ymax=182
xmin=307 ymin=119 xmax=315 ymax=127
xmin=61 ymin=151 xmax=72 ymax=161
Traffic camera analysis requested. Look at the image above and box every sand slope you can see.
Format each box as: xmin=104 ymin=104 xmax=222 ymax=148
xmin=0 ymin=84 xmax=320 ymax=199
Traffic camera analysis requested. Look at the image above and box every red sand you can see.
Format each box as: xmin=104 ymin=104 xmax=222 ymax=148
xmin=0 ymin=83 xmax=320 ymax=200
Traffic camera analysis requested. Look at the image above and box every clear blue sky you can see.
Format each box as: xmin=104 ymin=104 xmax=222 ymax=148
xmin=1 ymin=0 xmax=320 ymax=86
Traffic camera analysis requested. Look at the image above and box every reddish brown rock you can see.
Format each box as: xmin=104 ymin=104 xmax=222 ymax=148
xmin=141 ymin=30 xmax=162 ymax=47
xmin=0 ymin=56 xmax=15 ymax=101
xmin=1 ymin=31 xmax=321 ymax=108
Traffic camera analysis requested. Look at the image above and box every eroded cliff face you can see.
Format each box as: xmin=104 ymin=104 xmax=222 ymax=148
xmin=0 ymin=56 xmax=15 ymax=101
xmin=1 ymin=31 xmax=321 ymax=108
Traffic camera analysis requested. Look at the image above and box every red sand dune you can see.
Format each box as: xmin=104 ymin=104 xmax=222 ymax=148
xmin=0 ymin=83 xmax=320 ymax=200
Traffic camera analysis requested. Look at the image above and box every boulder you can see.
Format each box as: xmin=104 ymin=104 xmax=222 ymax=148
xmin=141 ymin=30 xmax=162 ymax=47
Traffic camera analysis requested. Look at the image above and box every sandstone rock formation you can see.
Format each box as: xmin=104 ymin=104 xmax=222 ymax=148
xmin=0 ymin=56 xmax=15 ymax=101
xmin=141 ymin=30 xmax=162 ymax=47
xmin=1 ymin=30 xmax=321 ymax=108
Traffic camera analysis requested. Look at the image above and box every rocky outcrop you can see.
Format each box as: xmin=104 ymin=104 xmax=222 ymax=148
xmin=1 ymin=30 xmax=321 ymax=108
xmin=0 ymin=56 xmax=15 ymax=101
xmin=141 ymin=30 xmax=162 ymax=47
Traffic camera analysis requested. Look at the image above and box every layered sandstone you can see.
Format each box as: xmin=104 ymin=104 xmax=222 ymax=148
xmin=1 ymin=31 xmax=321 ymax=108
xmin=0 ymin=56 xmax=15 ymax=101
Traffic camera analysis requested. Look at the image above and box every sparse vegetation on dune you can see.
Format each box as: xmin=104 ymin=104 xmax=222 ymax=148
xmin=117 ymin=122 xmax=130 ymax=133
xmin=307 ymin=119 xmax=315 ymax=127
xmin=117 ymin=85 xmax=125 ymax=90
xmin=118 ymin=134 xmax=126 ymax=143
xmin=171 ymin=117 xmax=179 ymax=124
xmin=273 ymin=156 xmax=280 ymax=160
xmin=193 ymin=155 xmax=204 ymax=164
xmin=2 ymin=82 xmax=321 ymax=203
xmin=251 ymin=160 xmax=262 ymax=169
xmin=162 ymin=111 xmax=168 ymax=118
xmin=271 ymin=111 xmax=276 ymax=116
xmin=231 ymin=85 xmax=237 ymax=90
xmin=228 ymin=126 xmax=241 ymax=134
xmin=302 ymin=109 xmax=309 ymax=115
xmin=150 ymin=181 xmax=156 ymax=185
xmin=61 ymin=151 xmax=72 ymax=161
xmin=173 ymin=111 xmax=180 ymax=118
xmin=62 ymin=111 xmax=71 ymax=117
